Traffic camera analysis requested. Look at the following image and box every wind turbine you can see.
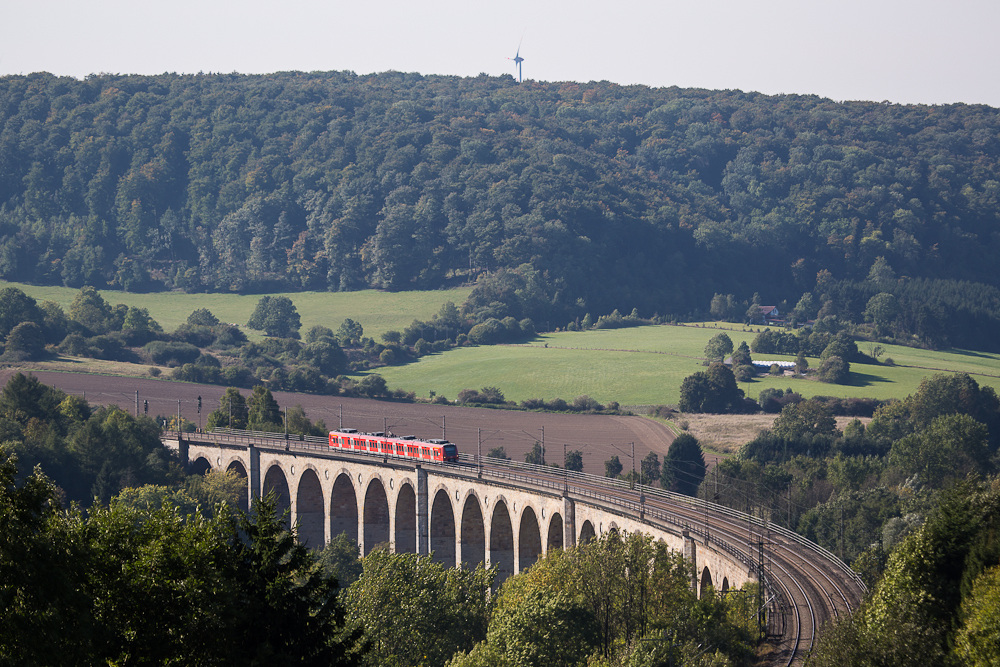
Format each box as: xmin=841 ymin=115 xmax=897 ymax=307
xmin=508 ymin=39 xmax=524 ymax=83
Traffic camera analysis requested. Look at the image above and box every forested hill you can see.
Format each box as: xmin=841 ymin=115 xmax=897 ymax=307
xmin=2 ymin=71 xmax=1000 ymax=344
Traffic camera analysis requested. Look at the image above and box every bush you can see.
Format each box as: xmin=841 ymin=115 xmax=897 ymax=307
xmin=4 ymin=321 xmax=47 ymax=360
xmin=144 ymin=341 xmax=202 ymax=367
xmin=467 ymin=318 xmax=506 ymax=344
xmin=572 ymin=395 xmax=603 ymax=412
xmin=213 ymin=325 xmax=248 ymax=348
xmin=88 ymin=335 xmax=137 ymax=362
xmin=171 ymin=323 xmax=215 ymax=347
xmin=545 ymin=397 xmax=569 ymax=411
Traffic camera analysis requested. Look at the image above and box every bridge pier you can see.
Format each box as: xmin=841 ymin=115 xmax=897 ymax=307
xmin=248 ymin=443 xmax=260 ymax=503
xmin=563 ymin=496 xmax=576 ymax=548
xmin=683 ymin=530 xmax=698 ymax=594
xmin=416 ymin=466 xmax=429 ymax=555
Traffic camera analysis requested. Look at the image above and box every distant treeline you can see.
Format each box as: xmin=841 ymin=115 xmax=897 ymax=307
xmin=3 ymin=72 xmax=1000 ymax=347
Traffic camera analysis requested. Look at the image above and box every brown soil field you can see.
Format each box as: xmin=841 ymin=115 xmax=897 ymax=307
xmin=0 ymin=366 xmax=676 ymax=477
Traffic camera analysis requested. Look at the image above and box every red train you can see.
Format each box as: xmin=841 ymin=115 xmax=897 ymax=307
xmin=328 ymin=428 xmax=459 ymax=463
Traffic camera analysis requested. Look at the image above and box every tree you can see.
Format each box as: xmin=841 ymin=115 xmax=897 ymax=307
xmin=0 ymin=446 xmax=86 ymax=663
xmin=4 ymin=321 xmax=47 ymax=359
xmin=772 ymin=399 xmax=838 ymax=441
xmin=731 ymin=340 xmax=752 ymax=366
xmin=524 ymin=442 xmax=545 ymax=465
xmin=888 ymin=414 xmax=990 ymax=488
xmin=0 ymin=286 xmax=43 ymax=339
xmin=955 ymin=565 xmax=1000 ymax=667
xmin=247 ymin=385 xmax=282 ymax=431
xmin=246 ymin=296 xmax=301 ymax=338
xmin=604 ymin=455 xmax=623 ymax=478
xmin=663 ymin=433 xmax=706 ymax=496
xmin=207 ymin=388 xmax=249 ymax=429
xmin=795 ymin=350 xmax=808 ymax=374
xmin=187 ymin=308 xmax=220 ymax=326
xmin=640 ymin=451 xmax=661 ymax=484
xmin=316 ymin=532 xmax=363 ymax=590
xmin=818 ymin=355 xmax=849 ymax=384
xmin=69 ymin=286 xmax=113 ymax=334
xmin=678 ymin=363 xmax=745 ymax=413
xmin=703 ymin=332 xmax=734 ymax=362
xmin=300 ymin=339 xmax=347 ymax=376
xmin=864 ymin=292 xmax=899 ymax=337
xmin=220 ymin=493 xmax=363 ymax=664
xmin=336 ymin=318 xmax=364 ymax=347
xmin=345 ymin=550 xmax=493 ymax=667
xmin=486 ymin=446 xmax=509 ymax=460
xmin=358 ymin=374 xmax=388 ymax=398
xmin=792 ymin=292 xmax=817 ymax=324
xmin=565 ymin=450 xmax=584 ymax=472
xmin=121 ymin=306 xmax=160 ymax=344
xmin=709 ymin=293 xmax=739 ymax=322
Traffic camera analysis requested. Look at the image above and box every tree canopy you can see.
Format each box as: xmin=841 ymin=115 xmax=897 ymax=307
xmin=4 ymin=72 xmax=1000 ymax=348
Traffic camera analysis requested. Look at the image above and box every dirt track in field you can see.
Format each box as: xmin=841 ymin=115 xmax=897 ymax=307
xmin=1 ymin=369 xmax=676 ymax=476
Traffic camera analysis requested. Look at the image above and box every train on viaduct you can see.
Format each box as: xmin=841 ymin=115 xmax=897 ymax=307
xmin=163 ymin=428 xmax=866 ymax=665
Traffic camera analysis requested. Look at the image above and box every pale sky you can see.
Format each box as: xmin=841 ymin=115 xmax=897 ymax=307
xmin=3 ymin=0 xmax=999 ymax=107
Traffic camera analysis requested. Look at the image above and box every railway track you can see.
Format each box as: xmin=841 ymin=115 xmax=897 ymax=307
xmin=183 ymin=429 xmax=867 ymax=665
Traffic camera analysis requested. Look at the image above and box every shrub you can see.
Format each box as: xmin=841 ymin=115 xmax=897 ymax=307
xmin=572 ymin=395 xmax=603 ymax=412
xmin=545 ymin=397 xmax=569 ymax=411
xmin=144 ymin=341 xmax=201 ymax=367
xmin=467 ymin=318 xmax=506 ymax=344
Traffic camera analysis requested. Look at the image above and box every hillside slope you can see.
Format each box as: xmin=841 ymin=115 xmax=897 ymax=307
xmin=2 ymin=71 xmax=1000 ymax=345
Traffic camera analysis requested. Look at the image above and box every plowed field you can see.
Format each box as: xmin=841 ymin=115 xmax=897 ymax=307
xmin=1 ymin=369 xmax=676 ymax=476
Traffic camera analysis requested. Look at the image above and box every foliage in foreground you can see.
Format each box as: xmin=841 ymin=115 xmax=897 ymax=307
xmin=0 ymin=447 xmax=361 ymax=665
xmin=808 ymin=478 xmax=1000 ymax=667
xmin=446 ymin=532 xmax=756 ymax=667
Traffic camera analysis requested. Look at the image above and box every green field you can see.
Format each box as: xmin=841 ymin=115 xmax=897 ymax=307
xmin=372 ymin=323 xmax=1000 ymax=407
xmin=6 ymin=279 xmax=1000 ymax=407
xmin=0 ymin=281 xmax=472 ymax=342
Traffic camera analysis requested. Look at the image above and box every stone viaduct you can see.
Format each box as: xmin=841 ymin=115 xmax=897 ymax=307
xmin=165 ymin=431 xmax=753 ymax=594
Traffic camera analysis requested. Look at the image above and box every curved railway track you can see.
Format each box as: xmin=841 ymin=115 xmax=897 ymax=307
xmin=185 ymin=429 xmax=867 ymax=665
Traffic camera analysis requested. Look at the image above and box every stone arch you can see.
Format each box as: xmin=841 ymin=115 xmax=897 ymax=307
xmin=190 ymin=456 xmax=211 ymax=476
xmin=721 ymin=577 xmax=730 ymax=594
xmin=546 ymin=512 xmax=564 ymax=552
xmin=225 ymin=459 xmax=249 ymax=512
xmin=579 ymin=520 xmax=596 ymax=544
xmin=296 ymin=468 xmax=324 ymax=547
xmin=430 ymin=488 xmax=456 ymax=567
xmin=460 ymin=494 xmax=485 ymax=569
xmin=607 ymin=522 xmax=620 ymax=536
xmin=700 ymin=566 xmax=714 ymax=597
xmin=262 ymin=464 xmax=291 ymax=530
xmin=518 ymin=506 xmax=542 ymax=572
xmin=394 ymin=482 xmax=416 ymax=553
xmin=490 ymin=499 xmax=515 ymax=584
xmin=363 ymin=478 xmax=390 ymax=555
xmin=330 ymin=473 xmax=358 ymax=545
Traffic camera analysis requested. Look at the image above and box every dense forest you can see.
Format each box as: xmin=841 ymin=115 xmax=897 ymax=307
xmin=2 ymin=71 xmax=1000 ymax=347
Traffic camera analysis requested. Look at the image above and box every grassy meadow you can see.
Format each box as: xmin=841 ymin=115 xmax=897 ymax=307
xmin=372 ymin=323 xmax=1000 ymax=407
xmin=0 ymin=281 xmax=471 ymax=343
xmin=5 ymin=279 xmax=1000 ymax=408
